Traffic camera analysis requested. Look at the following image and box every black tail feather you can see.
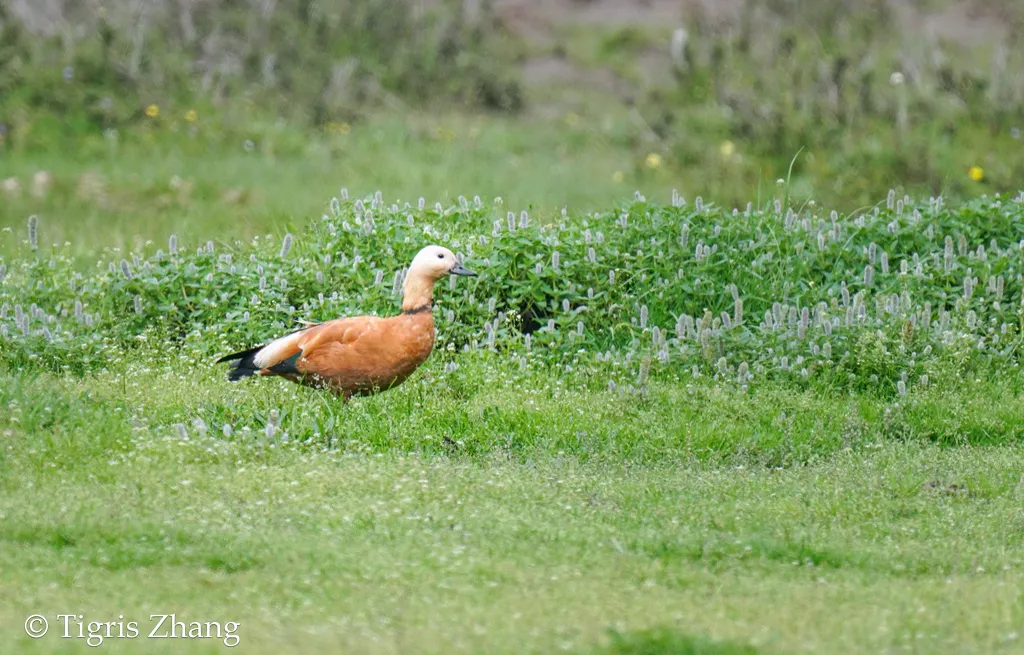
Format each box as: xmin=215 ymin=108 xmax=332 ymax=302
xmin=216 ymin=325 xmax=312 ymax=383
xmin=215 ymin=344 xmax=264 ymax=364
xmin=227 ymin=364 xmax=259 ymax=381
xmin=216 ymin=344 xmax=266 ymax=382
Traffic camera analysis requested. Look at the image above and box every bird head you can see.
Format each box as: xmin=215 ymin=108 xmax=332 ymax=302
xmin=407 ymin=245 xmax=476 ymax=282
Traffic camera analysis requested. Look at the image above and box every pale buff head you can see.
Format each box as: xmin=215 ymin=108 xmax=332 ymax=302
xmin=401 ymin=245 xmax=475 ymax=311
xmin=405 ymin=245 xmax=475 ymax=284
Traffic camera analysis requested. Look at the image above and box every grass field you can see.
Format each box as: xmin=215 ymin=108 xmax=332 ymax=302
xmin=3 ymin=123 xmax=1024 ymax=654
xmin=2 ymin=358 xmax=1024 ymax=654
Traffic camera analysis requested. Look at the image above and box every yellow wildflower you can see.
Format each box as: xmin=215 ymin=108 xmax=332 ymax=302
xmin=434 ymin=126 xmax=455 ymax=142
xmin=968 ymin=165 xmax=984 ymax=182
xmin=645 ymin=153 xmax=662 ymax=169
xmin=719 ymin=140 xmax=735 ymax=159
xmin=185 ymin=109 xmax=198 ymax=123
xmin=612 ymin=171 xmax=624 ymax=183
xmin=145 ymin=104 xmax=160 ymax=118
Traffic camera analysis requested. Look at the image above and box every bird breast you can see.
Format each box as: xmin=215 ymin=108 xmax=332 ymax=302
xmin=389 ymin=313 xmax=436 ymax=370
xmin=350 ymin=312 xmax=436 ymax=392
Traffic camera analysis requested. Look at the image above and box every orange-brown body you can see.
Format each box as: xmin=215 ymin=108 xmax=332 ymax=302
xmin=216 ymin=244 xmax=474 ymax=400
xmin=263 ymin=311 xmax=435 ymax=397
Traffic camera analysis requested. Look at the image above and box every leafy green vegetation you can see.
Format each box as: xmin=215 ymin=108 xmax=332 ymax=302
xmin=5 ymin=190 xmax=1024 ymax=399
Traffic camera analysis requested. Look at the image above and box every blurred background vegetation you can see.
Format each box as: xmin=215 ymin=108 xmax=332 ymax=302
xmin=1 ymin=0 xmax=1023 ymax=253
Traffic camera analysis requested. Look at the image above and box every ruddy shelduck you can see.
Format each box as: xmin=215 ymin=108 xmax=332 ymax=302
xmin=216 ymin=245 xmax=476 ymax=398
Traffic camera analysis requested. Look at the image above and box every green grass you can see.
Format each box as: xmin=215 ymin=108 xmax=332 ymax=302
xmin=0 ymin=112 xmax=669 ymax=258
xmin=1 ymin=354 xmax=1024 ymax=654
xmin=4 ymin=446 xmax=1021 ymax=654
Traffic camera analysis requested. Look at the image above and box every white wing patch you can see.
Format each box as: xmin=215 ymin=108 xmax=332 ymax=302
xmin=253 ymin=332 xmax=304 ymax=369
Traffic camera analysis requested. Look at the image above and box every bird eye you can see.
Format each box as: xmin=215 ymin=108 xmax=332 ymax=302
xmin=437 ymin=253 xmax=444 ymax=259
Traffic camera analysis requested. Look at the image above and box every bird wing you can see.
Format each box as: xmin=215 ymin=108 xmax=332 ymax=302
xmin=251 ymin=316 xmax=377 ymax=372
xmin=294 ymin=318 xmax=392 ymax=383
